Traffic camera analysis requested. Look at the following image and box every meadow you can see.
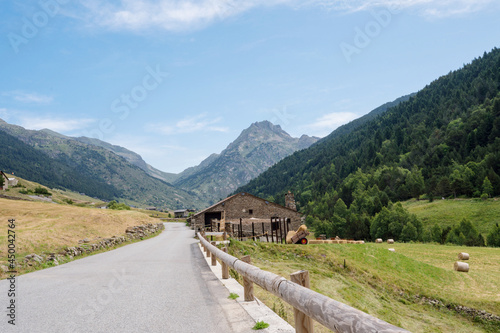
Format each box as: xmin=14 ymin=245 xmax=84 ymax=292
xmin=228 ymin=240 xmax=500 ymax=333
xmin=403 ymin=198 xmax=500 ymax=235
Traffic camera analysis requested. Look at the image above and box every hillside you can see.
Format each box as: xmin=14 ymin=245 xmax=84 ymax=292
xmin=0 ymin=196 xmax=162 ymax=279
xmin=75 ymin=136 xmax=179 ymax=183
xmin=174 ymin=121 xmax=319 ymax=204
xmin=228 ymin=240 xmax=500 ymax=333
xmin=0 ymin=120 xmax=204 ymax=209
xmin=238 ymin=48 xmax=500 ymax=241
xmin=403 ymin=198 xmax=500 ymax=235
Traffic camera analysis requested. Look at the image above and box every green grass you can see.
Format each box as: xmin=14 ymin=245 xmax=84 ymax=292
xmin=403 ymin=198 xmax=500 ymax=235
xmin=227 ymin=240 xmax=500 ymax=333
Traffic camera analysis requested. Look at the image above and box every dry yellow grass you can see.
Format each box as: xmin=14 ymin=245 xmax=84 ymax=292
xmin=0 ymin=198 xmax=159 ymax=266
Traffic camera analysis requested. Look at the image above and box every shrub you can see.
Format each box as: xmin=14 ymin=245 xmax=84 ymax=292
xmin=107 ymin=200 xmax=131 ymax=210
xmin=34 ymin=186 xmax=51 ymax=196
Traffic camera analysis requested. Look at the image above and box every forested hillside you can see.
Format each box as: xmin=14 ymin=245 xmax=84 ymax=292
xmin=238 ymin=48 xmax=500 ymax=243
xmin=0 ymin=121 xmax=204 ymax=209
xmin=0 ymin=130 xmax=119 ymax=199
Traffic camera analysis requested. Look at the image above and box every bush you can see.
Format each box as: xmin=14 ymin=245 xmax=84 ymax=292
xmin=34 ymin=186 xmax=51 ymax=196
xmin=107 ymin=200 xmax=131 ymax=210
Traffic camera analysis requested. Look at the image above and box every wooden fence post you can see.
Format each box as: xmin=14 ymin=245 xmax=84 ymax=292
xmin=241 ymin=255 xmax=254 ymax=301
xmin=252 ymin=222 xmax=255 ymax=241
xmin=222 ymin=247 xmax=229 ymax=279
xmin=211 ymin=241 xmax=217 ymax=266
xmin=223 ymin=231 xmax=227 ymax=240
xmin=291 ymin=270 xmax=314 ymax=333
xmin=240 ymin=218 xmax=243 ymax=241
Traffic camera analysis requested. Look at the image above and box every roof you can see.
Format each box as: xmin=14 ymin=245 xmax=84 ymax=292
xmin=174 ymin=209 xmax=188 ymax=213
xmin=191 ymin=192 xmax=301 ymax=218
xmin=0 ymin=171 xmax=9 ymax=180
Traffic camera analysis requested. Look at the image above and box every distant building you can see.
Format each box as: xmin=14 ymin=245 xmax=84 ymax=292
xmin=1 ymin=171 xmax=17 ymax=190
xmin=189 ymin=192 xmax=303 ymax=235
xmin=174 ymin=209 xmax=196 ymax=218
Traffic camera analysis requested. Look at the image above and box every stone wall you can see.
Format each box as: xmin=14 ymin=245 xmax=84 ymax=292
xmin=2 ymin=223 xmax=165 ymax=271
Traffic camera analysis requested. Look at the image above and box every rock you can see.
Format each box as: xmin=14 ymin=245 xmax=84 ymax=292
xmin=1 ymin=265 xmax=9 ymax=273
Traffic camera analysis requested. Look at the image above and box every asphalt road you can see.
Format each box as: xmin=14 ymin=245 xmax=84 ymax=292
xmin=0 ymin=223 xmax=255 ymax=333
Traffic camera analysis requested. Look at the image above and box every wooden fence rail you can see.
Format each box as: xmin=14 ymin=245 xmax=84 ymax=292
xmin=197 ymin=232 xmax=409 ymax=333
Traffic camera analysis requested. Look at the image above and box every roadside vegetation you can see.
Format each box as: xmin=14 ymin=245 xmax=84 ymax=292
xmin=227 ymin=240 xmax=500 ymax=333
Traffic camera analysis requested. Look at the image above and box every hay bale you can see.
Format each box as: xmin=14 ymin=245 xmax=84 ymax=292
xmin=454 ymin=261 xmax=469 ymax=272
xmin=458 ymin=252 xmax=470 ymax=260
xmin=375 ymin=238 xmax=383 ymax=243
xmin=309 ymin=240 xmax=324 ymax=245
xmin=387 ymin=239 xmax=395 ymax=244
xmin=388 ymin=248 xmax=395 ymax=252
xmin=297 ymin=225 xmax=308 ymax=233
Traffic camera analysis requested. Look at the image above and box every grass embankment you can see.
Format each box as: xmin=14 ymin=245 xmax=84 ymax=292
xmin=403 ymin=198 xmax=500 ymax=235
xmin=227 ymin=240 xmax=500 ymax=333
xmin=0 ymin=198 xmax=162 ymax=278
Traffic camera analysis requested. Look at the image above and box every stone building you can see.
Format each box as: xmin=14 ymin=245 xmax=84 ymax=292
xmin=0 ymin=171 xmax=17 ymax=191
xmin=189 ymin=192 xmax=303 ymax=235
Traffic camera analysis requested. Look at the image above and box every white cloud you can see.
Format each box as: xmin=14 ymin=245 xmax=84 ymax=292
xmin=76 ymin=0 xmax=497 ymax=32
xmin=2 ymin=91 xmax=53 ymax=104
xmin=305 ymin=111 xmax=359 ymax=137
xmin=19 ymin=116 xmax=96 ymax=132
xmin=147 ymin=113 xmax=228 ymax=135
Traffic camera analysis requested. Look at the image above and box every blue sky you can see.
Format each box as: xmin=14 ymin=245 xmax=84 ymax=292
xmin=1 ymin=0 xmax=499 ymax=173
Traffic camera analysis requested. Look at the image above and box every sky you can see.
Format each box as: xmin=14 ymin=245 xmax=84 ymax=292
xmin=1 ymin=0 xmax=499 ymax=173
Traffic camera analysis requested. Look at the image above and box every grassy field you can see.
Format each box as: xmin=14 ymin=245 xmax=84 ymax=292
xmin=0 ymin=197 xmax=162 ymax=278
xmin=227 ymin=240 xmax=500 ymax=333
xmin=403 ymin=198 xmax=500 ymax=235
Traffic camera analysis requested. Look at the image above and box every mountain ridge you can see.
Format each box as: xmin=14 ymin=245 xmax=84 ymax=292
xmin=173 ymin=120 xmax=319 ymax=204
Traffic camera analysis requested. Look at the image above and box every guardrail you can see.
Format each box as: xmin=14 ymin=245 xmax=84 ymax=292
xmin=197 ymin=232 xmax=410 ymax=333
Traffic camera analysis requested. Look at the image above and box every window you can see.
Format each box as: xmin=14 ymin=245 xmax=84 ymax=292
xmin=249 ymin=209 xmax=253 ymax=215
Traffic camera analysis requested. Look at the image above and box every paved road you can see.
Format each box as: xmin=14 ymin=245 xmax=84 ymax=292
xmin=1 ymin=223 xmax=254 ymax=333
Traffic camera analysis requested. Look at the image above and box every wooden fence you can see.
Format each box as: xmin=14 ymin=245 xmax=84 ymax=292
xmin=198 ymin=232 xmax=409 ymax=333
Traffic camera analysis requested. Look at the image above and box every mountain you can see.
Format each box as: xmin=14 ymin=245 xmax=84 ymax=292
xmin=75 ymin=136 xmax=178 ymax=183
xmin=173 ymin=121 xmax=319 ymax=204
xmin=238 ymin=48 xmax=500 ymax=241
xmin=0 ymin=120 xmax=204 ymax=209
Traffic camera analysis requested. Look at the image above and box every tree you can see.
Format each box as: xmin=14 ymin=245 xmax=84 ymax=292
xmin=487 ymin=223 xmax=500 ymax=247
xmin=400 ymin=222 xmax=418 ymax=242
xmin=0 ymin=175 xmax=4 ymax=189
xmin=482 ymin=177 xmax=493 ymax=197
